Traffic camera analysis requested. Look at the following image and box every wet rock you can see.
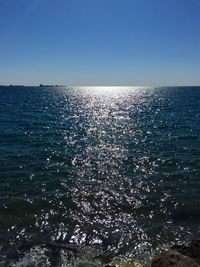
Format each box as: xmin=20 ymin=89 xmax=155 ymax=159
xmin=106 ymin=259 xmax=149 ymax=267
xmin=171 ymin=238 xmax=200 ymax=264
xmin=151 ymin=249 xmax=200 ymax=267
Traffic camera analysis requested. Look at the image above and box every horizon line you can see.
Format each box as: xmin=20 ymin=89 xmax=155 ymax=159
xmin=1 ymin=83 xmax=200 ymax=88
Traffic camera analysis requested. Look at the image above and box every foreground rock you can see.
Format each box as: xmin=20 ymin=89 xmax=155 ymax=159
xmin=151 ymin=249 xmax=200 ymax=267
xmin=171 ymin=238 xmax=200 ymax=264
xmin=4 ymin=238 xmax=200 ymax=266
xmin=105 ymin=238 xmax=200 ymax=267
xmin=106 ymin=259 xmax=148 ymax=267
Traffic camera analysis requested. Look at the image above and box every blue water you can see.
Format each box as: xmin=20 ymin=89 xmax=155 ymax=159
xmin=1 ymin=86 xmax=200 ymax=265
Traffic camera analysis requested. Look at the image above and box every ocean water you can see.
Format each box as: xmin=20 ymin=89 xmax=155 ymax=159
xmin=1 ymin=86 xmax=200 ymax=266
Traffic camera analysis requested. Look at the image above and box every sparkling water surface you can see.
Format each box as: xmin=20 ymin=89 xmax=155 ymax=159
xmin=1 ymin=86 xmax=200 ymax=266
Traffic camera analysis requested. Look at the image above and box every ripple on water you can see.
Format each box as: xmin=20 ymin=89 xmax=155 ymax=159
xmin=1 ymin=86 xmax=200 ymax=265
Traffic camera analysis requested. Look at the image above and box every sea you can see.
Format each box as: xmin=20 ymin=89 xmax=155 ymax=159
xmin=0 ymin=86 xmax=200 ymax=266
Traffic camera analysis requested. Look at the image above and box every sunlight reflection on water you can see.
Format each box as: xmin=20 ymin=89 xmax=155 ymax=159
xmin=1 ymin=86 xmax=200 ymax=265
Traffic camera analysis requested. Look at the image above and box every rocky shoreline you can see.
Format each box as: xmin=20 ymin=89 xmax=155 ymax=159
xmin=106 ymin=238 xmax=200 ymax=267
xmin=2 ymin=238 xmax=200 ymax=266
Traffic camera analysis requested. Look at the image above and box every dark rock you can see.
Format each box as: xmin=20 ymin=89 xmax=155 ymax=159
xmin=151 ymin=249 xmax=200 ymax=267
xmin=171 ymin=238 xmax=200 ymax=264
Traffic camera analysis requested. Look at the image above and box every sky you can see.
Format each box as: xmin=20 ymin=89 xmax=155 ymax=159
xmin=0 ymin=0 xmax=200 ymax=86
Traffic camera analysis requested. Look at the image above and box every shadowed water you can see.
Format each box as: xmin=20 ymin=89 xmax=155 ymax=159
xmin=1 ymin=86 xmax=200 ymax=266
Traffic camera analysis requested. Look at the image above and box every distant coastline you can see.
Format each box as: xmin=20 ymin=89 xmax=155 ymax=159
xmin=1 ymin=84 xmax=200 ymax=88
xmin=0 ymin=84 xmax=66 ymax=87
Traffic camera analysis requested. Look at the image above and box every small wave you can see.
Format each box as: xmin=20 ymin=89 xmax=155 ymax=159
xmin=10 ymin=245 xmax=104 ymax=267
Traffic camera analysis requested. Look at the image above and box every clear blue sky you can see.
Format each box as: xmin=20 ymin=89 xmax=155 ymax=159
xmin=0 ymin=0 xmax=200 ymax=86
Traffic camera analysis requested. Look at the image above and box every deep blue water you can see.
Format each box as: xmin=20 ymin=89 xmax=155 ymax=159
xmin=1 ymin=86 xmax=200 ymax=266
